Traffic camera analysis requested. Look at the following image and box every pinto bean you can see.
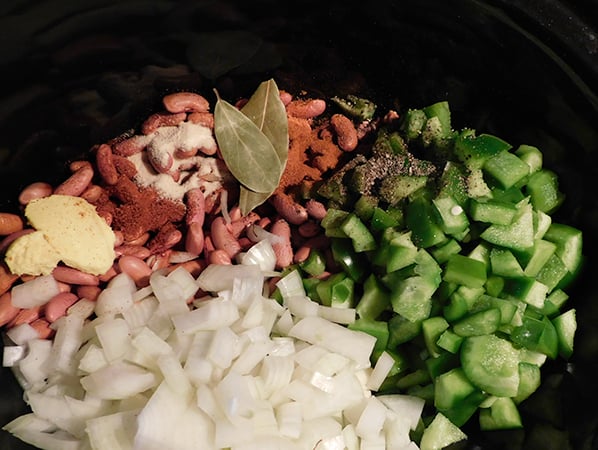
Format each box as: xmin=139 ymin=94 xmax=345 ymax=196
xmin=96 ymin=143 xmax=119 ymax=185
xmin=279 ymin=90 xmax=293 ymax=106
xmin=147 ymin=148 xmax=174 ymax=174
xmin=53 ymin=164 xmax=94 ymax=197
xmin=99 ymin=265 xmax=118 ymax=283
xmin=331 ymin=113 xmax=358 ymax=151
xmin=125 ymin=232 xmax=150 ymax=246
xmin=0 ymin=292 xmax=20 ymax=327
xmin=298 ymin=221 xmax=321 ymax=238
xmin=80 ymin=184 xmax=106 ymax=204
xmin=148 ymin=226 xmax=182 ymax=254
xmin=18 ymin=181 xmax=53 ymax=205
xmin=293 ymin=246 xmax=311 ymax=264
xmin=211 ymin=217 xmax=241 ymax=258
xmin=163 ymin=92 xmax=210 ymax=114
xmin=0 ymin=213 xmax=24 ymax=236
xmin=115 ymin=245 xmax=152 ymax=259
xmin=52 ymin=266 xmax=100 ymax=286
xmin=229 ymin=211 xmax=260 ymax=238
xmin=44 ymin=292 xmax=79 ymax=323
xmin=142 ymin=111 xmax=186 ymax=135
xmin=270 ymin=219 xmax=293 ymax=269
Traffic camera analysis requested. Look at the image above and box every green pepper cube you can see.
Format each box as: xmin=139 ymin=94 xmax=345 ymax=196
xmin=467 ymin=168 xmax=493 ymax=199
xmin=483 ymin=150 xmax=530 ymax=189
xmin=431 ymin=239 xmax=462 ymax=265
xmin=330 ymin=238 xmax=367 ymax=282
xmin=503 ymin=276 xmax=549 ymax=309
xmin=434 ymin=367 xmax=479 ymax=411
xmin=420 ymin=413 xmax=468 ymax=450
xmin=480 ymin=200 xmax=535 ymax=252
xmin=541 ymin=289 xmax=569 ymax=317
xmin=315 ymin=272 xmax=347 ymax=307
xmin=379 ymin=175 xmax=428 ymax=205
xmin=479 ymin=397 xmax=522 ymax=430
xmin=354 ymin=194 xmax=378 ymax=221
xmin=490 ymin=248 xmax=524 ymax=277
xmin=340 ymin=213 xmax=376 ymax=252
xmin=469 ymin=199 xmax=518 ymax=226
xmin=386 ymin=231 xmax=418 ymax=273
xmin=390 ymin=276 xmax=435 ymax=322
xmin=423 ymin=101 xmax=452 ymax=137
xmin=455 ymin=132 xmax=512 ymax=170
xmin=552 ymin=308 xmax=576 ymax=359
xmin=437 ymin=329 xmax=464 ymax=354
xmin=513 ymin=362 xmax=541 ymax=404
xmin=402 ymin=108 xmax=427 ymax=140
xmin=330 ymin=276 xmax=355 ymax=308
xmin=432 ymin=195 xmax=470 ymax=235
xmin=533 ymin=210 xmax=552 ymax=240
xmin=438 ymin=161 xmax=469 ymax=206
xmin=406 ymin=196 xmax=447 ymax=248
xmin=370 ymin=207 xmax=400 ymax=231
xmin=522 ymin=239 xmax=557 ymax=277
xmin=515 ymin=144 xmax=543 ymax=174
xmin=388 ymin=314 xmax=422 ymax=347
xmin=543 ymin=223 xmax=583 ymax=275
xmin=453 ymin=308 xmax=501 ymax=337
xmin=526 ymin=169 xmax=564 ymax=214
xmin=511 ymin=315 xmax=559 ymax=359
xmin=422 ymin=316 xmax=450 ymax=358
xmin=299 ymin=248 xmax=326 ymax=277
xmin=443 ymin=254 xmax=487 ymax=288
xmin=536 ymin=254 xmax=569 ymax=292
xmin=321 ymin=208 xmax=350 ymax=238
xmin=356 ymin=274 xmax=391 ymax=320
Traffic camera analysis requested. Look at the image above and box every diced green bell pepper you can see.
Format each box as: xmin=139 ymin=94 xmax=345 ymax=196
xmin=469 ymin=199 xmax=518 ymax=226
xmin=422 ymin=316 xmax=450 ymax=358
xmin=455 ymin=132 xmax=512 ymax=170
xmin=479 ymin=397 xmax=522 ymax=430
xmin=330 ymin=238 xmax=367 ymax=282
xmin=432 ymin=195 xmax=470 ymax=235
xmin=483 ymin=150 xmax=530 ymax=189
xmin=511 ymin=315 xmax=559 ymax=359
xmin=356 ymin=274 xmax=391 ymax=320
xmin=443 ymin=254 xmax=487 ymax=288
xmin=406 ymin=196 xmax=447 ymax=248
xmin=526 ymin=169 xmax=564 ymax=214
xmin=340 ymin=213 xmax=377 ymax=252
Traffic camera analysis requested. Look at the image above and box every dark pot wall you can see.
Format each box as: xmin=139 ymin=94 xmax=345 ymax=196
xmin=0 ymin=1 xmax=597 ymax=449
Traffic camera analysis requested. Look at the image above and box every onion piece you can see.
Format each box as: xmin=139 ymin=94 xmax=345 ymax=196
xmin=10 ymin=274 xmax=60 ymax=309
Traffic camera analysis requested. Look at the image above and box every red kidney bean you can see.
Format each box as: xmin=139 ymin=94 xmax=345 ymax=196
xmin=286 ymin=99 xmax=326 ymax=119
xmin=238 ymin=237 xmax=253 ymax=251
xmin=56 ymin=282 xmax=72 ymax=293
xmin=147 ymin=148 xmax=174 ymax=174
xmin=44 ymin=292 xmax=79 ymax=323
xmin=163 ymin=92 xmax=210 ymax=114
xmin=76 ymin=285 xmax=101 ymax=302
xmin=305 ymin=199 xmax=327 ymax=221
xmin=270 ymin=193 xmax=308 ymax=225
xmin=185 ymin=222 xmax=204 ymax=256
xmin=167 ymin=259 xmax=205 ymax=278
xmin=125 ymin=232 xmax=150 ymax=246
xmin=97 ymin=210 xmax=113 ymax=226
xmin=331 ymin=113 xmax=358 ymax=151
xmin=69 ymin=160 xmax=92 ymax=172
xmin=54 ymin=164 xmax=94 ymax=197
xmin=0 ymin=213 xmax=23 ymax=236
xmin=210 ymin=217 xmax=241 ymax=258
xmin=113 ymin=135 xmax=148 ymax=156
xmin=185 ymin=188 xmax=206 ymax=226
xmin=279 ymin=90 xmax=293 ymax=106
xmin=118 ymin=255 xmax=152 ymax=286
xmin=270 ymin=219 xmax=293 ymax=269
xmin=113 ymin=231 xmax=124 ymax=248
xmin=80 ymin=184 xmax=106 ymax=204
xmin=208 ymin=249 xmax=232 ymax=265
xmin=30 ymin=318 xmax=54 ymax=339
xmin=96 ymin=143 xmax=119 ymax=185
xmin=0 ymin=264 xmax=19 ymax=296
xmin=229 ymin=211 xmax=260 ymax=238
xmin=115 ymin=245 xmax=152 ymax=260
xmin=8 ymin=305 xmax=41 ymax=327
xmin=18 ymin=181 xmax=53 ymax=205
xmin=99 ymin=265 xmax=118 ymax=283
xmin=298 ymin=221 xmax=321 ymax=238
xmin=293 ymin=245 xmax=311 ymax=264
xmin=187 ymin=111 xmax=214 ymax=129
xmin=142 ymin=111 xmax=186 ymax=135
xmin=148 ymin=227 xmax=182 ymax=254
xmin=0 ymin=292 xmax=20 ymax=327
xmin=52 ymin=266 xmax=100 ymax=286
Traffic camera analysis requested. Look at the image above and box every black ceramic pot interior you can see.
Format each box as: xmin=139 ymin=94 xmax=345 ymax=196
xmin=0 ymin=1 xmax=597 ymax=449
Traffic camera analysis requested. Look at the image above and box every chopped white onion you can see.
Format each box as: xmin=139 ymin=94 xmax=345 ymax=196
xmin=5 ymin=263 xmax=427 ymax=449
xmin=10 ymin=274 xmax=60 ymax=309
xmin=6 ymin=323 xmax=40 ymax=345
xmin=2 ymin=344 xmax=25 ymax=367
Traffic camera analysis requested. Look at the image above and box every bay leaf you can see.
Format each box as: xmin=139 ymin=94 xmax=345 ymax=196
xmin=241 ymin=78 xmax=289 ymax=167
xmin=214 ymin=94 xmax=282 ymax=194
xmin=238 ymin=79 xmax=289 ymax=215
